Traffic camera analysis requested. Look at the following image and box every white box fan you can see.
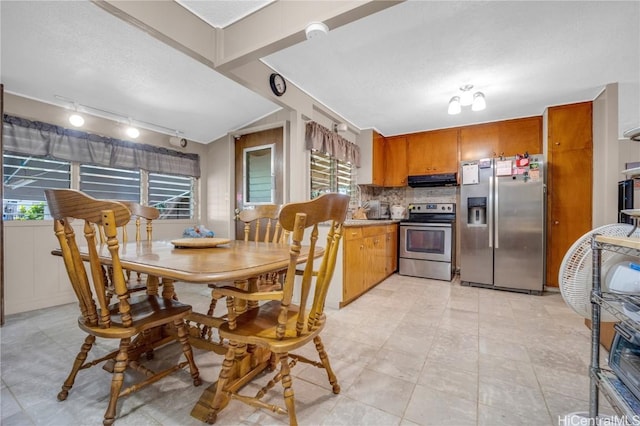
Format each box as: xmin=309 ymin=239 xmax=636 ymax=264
xmin=559 ymin=223 xmax=640 ymax=322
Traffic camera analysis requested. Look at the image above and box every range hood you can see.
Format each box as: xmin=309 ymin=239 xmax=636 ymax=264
xmin=408 ymin=173 xmax=458 ymax=188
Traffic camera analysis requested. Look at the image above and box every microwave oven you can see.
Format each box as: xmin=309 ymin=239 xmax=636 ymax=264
xmin=367 ymin=200 xmax=390 ymax=220
xmin=610 ymin=322 xmax=640 ymax=401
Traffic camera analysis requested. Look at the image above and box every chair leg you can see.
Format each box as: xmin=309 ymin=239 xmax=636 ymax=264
xmin=280 ymin=354 xmax=297 ymax=426
xmin=206 ymin=288 xmax=222 ymax=317
xmin=103 ymin=338 xmax=130 ymax=426
xmin=174 ymin=319 xmax=201 ymax=386
xmin=313 ymin=336 xmax=340 ymax=394
xmin=58 ymin=334 xmax=96 ymax=401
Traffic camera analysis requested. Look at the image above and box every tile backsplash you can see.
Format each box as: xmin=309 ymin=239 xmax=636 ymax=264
xmin=360 ymin=185 xmax=457 ymax=207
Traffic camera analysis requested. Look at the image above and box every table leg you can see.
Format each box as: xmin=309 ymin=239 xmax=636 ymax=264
xmin=189 ymin=276 xmax=272 ymax=422
xmin=162 ymin=278 xmax=176 ymax=300
xmin=146 ymin=275 xmax=160 ymax=296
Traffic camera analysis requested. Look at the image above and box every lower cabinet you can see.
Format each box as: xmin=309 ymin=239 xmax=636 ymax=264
xmin=342 ymin=223 xmax=398 ymax=307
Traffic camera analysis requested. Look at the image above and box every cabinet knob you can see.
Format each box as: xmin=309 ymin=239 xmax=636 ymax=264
xmin=554 ymin=142 xmax=560 ymax=146
xmin=554 ymin=220 xmax=560 ymax=225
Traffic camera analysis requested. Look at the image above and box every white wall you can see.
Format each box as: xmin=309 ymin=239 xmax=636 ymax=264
xmin=592 ymin=83 xmax=621 ymax=226
xmin=3 ymin=94 xmax=204 ymax=315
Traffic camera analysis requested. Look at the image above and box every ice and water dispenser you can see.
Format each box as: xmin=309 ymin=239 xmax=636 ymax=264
xmin=467 ymin=197 xmax=487 ymax=226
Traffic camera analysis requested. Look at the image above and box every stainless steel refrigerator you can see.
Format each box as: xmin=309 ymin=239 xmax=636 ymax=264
xmin=459 ymin=155 xmax=545 ymax=294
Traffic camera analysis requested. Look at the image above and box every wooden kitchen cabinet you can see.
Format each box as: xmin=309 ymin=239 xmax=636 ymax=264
xmin=498 ymin=116 xmax=542 ymax=156
xmin=547 ymin=104 xmax=592 ymax=152
xmin=342 ymin=223 xmax=398 ymax=307
xmin=384 ymin=136 xmax=407 ymax=186
xmin=460 ymin=122 xmax=499 ymax=161
xmin=359 ymin=130 xmax=407 ymax=187
xmin=386 ymin=224 xmax=398 ymax=274
xmin=460 ymin=116 xmax=542 ymax=161
xmin=371 ymin=130 xmax=385 ymax=186
xmin=546 ymin=101 xmax=593 ymax=287
xmin=343 ymin=229 xmax=365 ymax=302
xmin=407 ymin=128 xmax=458 ymax=175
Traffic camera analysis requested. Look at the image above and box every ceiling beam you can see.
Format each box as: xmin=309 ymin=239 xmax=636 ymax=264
xmin=93 ymin=0 xmax=403 ymax=130
xmin=93 ymin=0 xmax=218 ymax=67
xmin=217 ymin=1 xmax=402 ymax=72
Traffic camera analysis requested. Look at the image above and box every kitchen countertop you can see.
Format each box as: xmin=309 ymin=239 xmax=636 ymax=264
xmin=344 ymin=219 xmax=401 ymax=227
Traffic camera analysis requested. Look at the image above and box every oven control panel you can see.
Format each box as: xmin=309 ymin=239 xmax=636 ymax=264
xmin=408 ymin=203 xmax=455 ymax=213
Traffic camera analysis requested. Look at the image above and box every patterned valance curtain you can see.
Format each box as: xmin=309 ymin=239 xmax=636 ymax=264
xmin=2 ymin=114 xmax=201 ymax=178
xmin=305 ymin=121 xmax=360 ymax=167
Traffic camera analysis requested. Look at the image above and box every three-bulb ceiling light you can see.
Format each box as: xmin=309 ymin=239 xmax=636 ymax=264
xmin=448 ymin=84 xmax=486 ymax=115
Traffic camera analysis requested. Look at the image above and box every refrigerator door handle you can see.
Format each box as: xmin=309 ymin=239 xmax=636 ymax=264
xmin=495 ymin=177 xmax=499 ymax=249
xmin=488 ymin=176 xmax=493 ymax=248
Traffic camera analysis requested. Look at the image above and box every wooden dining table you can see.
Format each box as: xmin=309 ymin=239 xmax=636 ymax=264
xmin=53 ymin=238 xmax=322 ymax=423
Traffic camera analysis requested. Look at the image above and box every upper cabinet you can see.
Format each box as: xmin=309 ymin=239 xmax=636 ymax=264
xmin=547 ymin=104 xmax=592 ymax=151
xmin=357 ymin=130 xmax=406 ymax=186
xmin=498 ymin=116 xmax=542 ymax=156
xmin=384 ymin=135 xmax=407 ymax=186
xmin=407 ymin=128 xmax=459 ymax=175
xmin=371 ymin=130 xmax=385 ymax=186
xmin=459 ymin=122 xmax=499 ymax=161
xmin=460 ymin=116 xmax=542 ymax=161
xmin=358 ymin=116 xmax=541 ymax=186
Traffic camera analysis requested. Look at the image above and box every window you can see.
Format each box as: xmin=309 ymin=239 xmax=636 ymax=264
xmin=310 ymin=151 xmax=356 ymax=199
xmin=3 ymin=114 xmax=200 ymax=221
xmin=149 ymin=172 xmax=194 ymax=219
xmin=80 ymin=165 xmax=140 ymax=202
xmin=3 ymin=154 xmax=70 ymax=220
xmin=244 ymin=144 xmax=275 ymax=205
xmin=2 ymin=154 xmax=196 ymax=220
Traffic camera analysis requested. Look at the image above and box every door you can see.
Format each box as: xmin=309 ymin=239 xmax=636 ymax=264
xmin=234 ymin=127 xmax=284 ymax=240
xmin=459 ymin=161 xmax=493 ymax=285
xmin=494 ymin=158 xmax=545 ymax=292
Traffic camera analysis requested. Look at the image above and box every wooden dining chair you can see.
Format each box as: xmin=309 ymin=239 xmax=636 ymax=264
xmin=98 ymin=201 xmax=160 ymax=291
xmin=205 ymin=204 xmax=288 ymax=319
xmin=238 ymin=204 xmax=288 ymax=244
xmin=204 ymin=193 xmax=349 ymax=425
xmin=44 ymin=189 xmax=200 ymax=426
xmin=120 ymin=201 xmax=160 ymax=288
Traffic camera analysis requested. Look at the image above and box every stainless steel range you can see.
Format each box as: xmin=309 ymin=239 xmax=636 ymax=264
xmin=399 ymin=202 xmax=456 ymax=281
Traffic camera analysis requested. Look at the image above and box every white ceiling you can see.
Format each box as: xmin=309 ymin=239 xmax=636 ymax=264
xmin=0 ymin=0 xmax=279 ymax=143
xmin=1 ymin=1 xmax=639 ymax=144
xmin=262 ymin=0 xmax=640 ymax=136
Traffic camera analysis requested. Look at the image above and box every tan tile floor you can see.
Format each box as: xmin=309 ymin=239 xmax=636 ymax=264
xmin=1 ymin=274 xmax=615 ymax=425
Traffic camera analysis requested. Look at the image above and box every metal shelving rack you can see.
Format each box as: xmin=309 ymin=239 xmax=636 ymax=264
xmin=590 ymin=234 xmax=640 ymax=419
